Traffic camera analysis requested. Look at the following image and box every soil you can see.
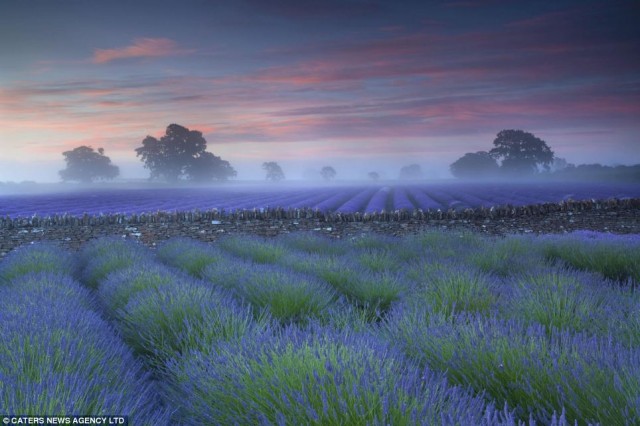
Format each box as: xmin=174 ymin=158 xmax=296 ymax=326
xmin=1 ymin=199 xmax=638 ymax=258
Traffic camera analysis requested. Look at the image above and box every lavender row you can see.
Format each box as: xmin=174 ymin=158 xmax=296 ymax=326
xmin=335 ymin=187 xmax=378 ymax=213
xmin=364 ymin=186 xmax=392 ymax=212
xmin=3 ymin=182 xmax=640 ymax=218
xmin=88 ymin=236 xmax=520 ymax=425
xmin=0 ymin=244 xmax=169 ymax=423
xmin=3 ymin=231 xmax=639 ymax=424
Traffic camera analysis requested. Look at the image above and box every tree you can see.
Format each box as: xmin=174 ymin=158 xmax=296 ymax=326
xmin=186 ymin=152 xmax=237 ymax=182
xmin=449 ymin=151 xmax=499 ymax=179
xmin=368 ymin=171 xmax=380 ymax=181
xmin=263 ymin=162 xmax=285 ymax=181
xmin=399 ymin=164 xmax=423 ymax=180
xmin=549 ymin=157 xmax=574 ymax=173
xmin=59 ymin=146 xmax=119 ymax=183
xmin=320 ymin=166 xmax=336 ymax=181
xmin=135 ymin=124 xmax=236 ymax=182
xmin=489 ymin=130 xmax=554 ymax=175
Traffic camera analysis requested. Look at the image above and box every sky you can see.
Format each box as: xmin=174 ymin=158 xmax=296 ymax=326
xmin=0 ymin=0 xmax=638 ymax=182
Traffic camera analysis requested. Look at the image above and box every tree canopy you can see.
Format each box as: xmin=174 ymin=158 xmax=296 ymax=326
xmin=187 ymin=151 xmax=237 ymax=182
xmin=263 ymin=162 xmax=285 ymax=181
xmin=59 ymin=146 xmax=119 ymax=183
xmin=320 ymin=166 xmax=336 ymax=181
xmin=135 ymin=124 xmax=236 ymax=182
xmin=449 ymin=151 xmax=499 ymax=179
xmin=399 ymin=164 xmax=423 ymax=180
xmin=489 ymin=129 xmax=554 ymax=175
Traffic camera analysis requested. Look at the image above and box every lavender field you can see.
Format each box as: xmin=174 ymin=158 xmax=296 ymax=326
xmin=1 ymin=231 xmax=639 ymax=425
xmin=1 ymin=181 xmax=640 ymax=218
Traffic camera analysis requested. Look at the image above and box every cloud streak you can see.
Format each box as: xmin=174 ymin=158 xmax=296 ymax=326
xmin=93 ymin=38 xmax=186 ymax=64
xmin=1 ymin=1 xmax=638 ymax=181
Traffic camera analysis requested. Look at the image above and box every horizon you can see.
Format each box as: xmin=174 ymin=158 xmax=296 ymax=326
xmin=1 ymin=0 xmax=639 ymax=183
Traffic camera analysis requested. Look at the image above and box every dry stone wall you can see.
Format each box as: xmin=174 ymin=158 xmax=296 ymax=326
xmin=1 ymin=198 xmax=638 ymax=258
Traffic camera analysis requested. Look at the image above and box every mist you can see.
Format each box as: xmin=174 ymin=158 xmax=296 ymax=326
xmin=0 ymin=157 xmax=454 ymax=186
xmin=2 ymin=156 xmax=640 ymax=195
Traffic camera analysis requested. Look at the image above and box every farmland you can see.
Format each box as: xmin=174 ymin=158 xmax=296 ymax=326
xmin=1 ymin=181 xmax=639 ymax=425
xmin=1 ymin=181 xmax=640 ymax=218
xmin=1 ymin=231 xmax=639 ymax=425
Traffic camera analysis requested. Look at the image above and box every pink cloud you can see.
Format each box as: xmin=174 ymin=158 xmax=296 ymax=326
xmin=93 ymin=38 xmax=186 ymax=64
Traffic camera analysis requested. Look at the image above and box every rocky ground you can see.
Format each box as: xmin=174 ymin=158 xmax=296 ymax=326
xmin=1 ymin=199 xmax=638 ymax=258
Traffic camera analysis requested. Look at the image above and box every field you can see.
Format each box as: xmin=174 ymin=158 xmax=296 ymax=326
xmin=2 ymin=181 xmax=640 ymax=218
xmin=1 ymin=230 xmax=639 ymax=425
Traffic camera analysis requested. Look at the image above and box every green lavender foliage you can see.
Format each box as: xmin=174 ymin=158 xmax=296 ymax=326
xmin=2 ymin=229 xmax=638 ymax=425
xmin=279 ymin=252 xmax=406 ymax=321
xmin=0 ymin=272 xmax=171 ymax=423
xmin=469 ymin=235 xmax=543 ymax=277
xmin=384 ymin=308 xmax=640 ymax=425
xmin=218 ymin=235 xmax=288 ymax=264
xmin=410 ymin=264 xmax=500 ymax=317
xmin=0 ymin=242 xmax=78 ymax=284
xmin=541 ymin=231 xmax=640 ymax=286
xmin=506 ymin=267 xmax=611 ymax=334
xmin=155 ymin=237 xmax=222 ymax=277
xmin=279 ymin=232 xmax=348 ymax=256
xmin=162 ymin=325 xmax=506 ymax=426
xmin=117 ymin=281 xmax=265 ymax=367
xmin=203 ymin=260 xmax=337 ymax=324
xmin=80 ymin=237 xmax=152 ymax=288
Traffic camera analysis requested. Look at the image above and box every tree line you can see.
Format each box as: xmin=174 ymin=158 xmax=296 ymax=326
xmin=449 ymin=129 xmax=554 ymax=178
xmin=449 ymin=129 xmax=640 ymax=181
xmin=59 ymin=124 xmax=343 ymax=183
xmin=58 ymin=123 xmax=412 ymax=183
xmin=58 ymin=125 xmax=637 ymax=183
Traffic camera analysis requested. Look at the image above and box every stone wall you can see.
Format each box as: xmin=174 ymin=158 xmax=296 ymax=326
xmin=1 ymin=198 xmax=638 ymax=258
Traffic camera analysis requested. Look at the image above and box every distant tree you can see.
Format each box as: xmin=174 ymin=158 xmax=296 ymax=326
xmin=135 ymin=124 xmax=235 ymax=182
xmin=550 ymin=163 xmax=640 ymax=182
xmin=320 ymin=166 xmax=337 ymax=181
xmin=186 ymin=151 xmax=237 ymax=182
xmin=449 ymin=151 xmax=499 ymax=179
xmin=489 ymin=130 xmax=554 ymax=175
xmin=368 ymin=171 xmax=380 ymax=181
xmin=399 ymin=164 xmax=423 ymax=179
xmin=263 ymin=162 xmax=285 ymax=181
xmin=549 ymin=157 xmax=574 ymax=173
xmin=59 ymin=146 xmax=119 ymax=183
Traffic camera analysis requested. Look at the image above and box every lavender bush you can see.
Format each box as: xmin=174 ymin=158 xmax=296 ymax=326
xmin=80 ymin=237 xmax=153 ymax=288
xmin=384 ymin=308 xmax=640 ymax=424
xmin=203 ymin=260 xmax=337 ymax=324
xmin=279 ymin=232 xmax=348 ymax=256
xmin=0 ymin=272 xmax=170 ymax=424
xmin=506 ymin=267 xmax=611 ymax=334
xmin=409 ymin=265 xmax=500 ymax=317
xmin=3 ymin=229 xmax=639 ymax=424
xmin=469 ymin=236 xmax=542 ymax=277
xmin=162 ymin=324 xmax=511 ymax=425
xmin=118 ymin=281 xmax=264 ymax=367
xmin=280 ymin=252 xmax=405 ymax=320
xmin=355 ymin=247 xmax=404 ymax=272
xmin=218 ymin=235 xmax=288 ymax=264
xmin=155 ymin=237 xmax=223 ymax=277
xmin=0 ymin=242 xmax=78 ymax=284
xmin=541 ymin=231 xmax=640 ymax=286
xmin=403 ymin=230 xmax=485 ymax=261
xmin=98 ymin=263 xmax=184 ymax=316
